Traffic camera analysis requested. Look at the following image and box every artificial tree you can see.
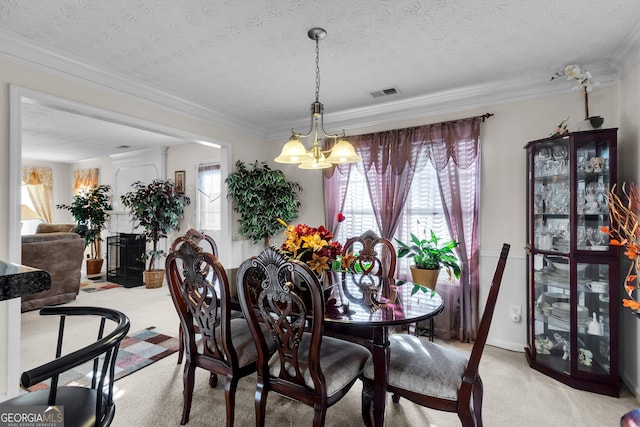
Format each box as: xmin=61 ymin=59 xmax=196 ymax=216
xmin=225 ymin=160 xmax=302 ymax=246
xmin=120 ymin=179 xmax=190 ymax=287
xmin=57 ymin=184 xmax=112 ymax=275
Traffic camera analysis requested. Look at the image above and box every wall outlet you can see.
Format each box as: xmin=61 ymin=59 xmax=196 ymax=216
xmin=510 ymin=304 xmax=522 ymax=323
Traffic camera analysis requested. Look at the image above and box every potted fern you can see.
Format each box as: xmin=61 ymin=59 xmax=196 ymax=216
xmin=396 ymin=229 xmax=461 ymax=293
xmin=121 ymin=179 xmax=190 ymax=288
xmin=57 ymin=184 xmax=112 ymax=277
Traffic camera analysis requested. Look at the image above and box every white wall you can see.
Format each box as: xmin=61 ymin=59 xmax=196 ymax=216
xmin=618 ymin=63 xmax=640 ymax=396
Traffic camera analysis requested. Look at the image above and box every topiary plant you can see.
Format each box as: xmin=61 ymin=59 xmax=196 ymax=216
xmin=120 ymin=179 xmax=191 ymax=271
xmin=225 ymin=160 xmax=302 ymax=246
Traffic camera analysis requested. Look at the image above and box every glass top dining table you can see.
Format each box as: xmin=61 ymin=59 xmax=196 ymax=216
xmin=321 ymin=272 xmax=444 ymax=427
xmin=226 ymin=269 xmax=443 ymax=426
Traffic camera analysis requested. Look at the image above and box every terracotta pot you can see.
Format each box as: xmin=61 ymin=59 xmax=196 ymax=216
xmin=143 ymin=269 xmax=165 ymax=289
xmin=409 ymin=266 xmax=439 ymax=291
xmin=86 ymin=258 xmax=104 ymax=276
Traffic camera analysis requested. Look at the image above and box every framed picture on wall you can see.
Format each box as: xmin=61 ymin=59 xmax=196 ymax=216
xmin=175 ymin=170 xmax=185 ymax=193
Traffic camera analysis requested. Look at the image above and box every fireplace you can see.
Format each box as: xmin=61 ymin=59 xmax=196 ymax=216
xmin=106 ymin=233 xmax=145 ymax=288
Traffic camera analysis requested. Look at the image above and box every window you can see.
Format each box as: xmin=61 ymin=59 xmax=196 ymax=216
xmin=197 ymin=163 xmax=221 ymax=231
xmin=335 ymin=162 xmax=460 ymax=280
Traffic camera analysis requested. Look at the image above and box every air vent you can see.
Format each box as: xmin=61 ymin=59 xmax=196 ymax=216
xmin=369 ymin=86 xmax=400 ymax=98
xmin=116 ymin=145 xmax=131 ymax=149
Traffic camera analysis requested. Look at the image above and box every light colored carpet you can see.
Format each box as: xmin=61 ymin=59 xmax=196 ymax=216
xmin=19 ymin=280 xmax=639 ymax=426
xmin=26 ymin=326 xmax=178 ymax=391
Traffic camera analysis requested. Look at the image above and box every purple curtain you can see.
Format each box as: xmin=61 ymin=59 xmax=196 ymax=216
xmin=349 ymin=130 xmax=429 ymax=240
xmin=323 ymin=162 xmax=353 ymax=235
xmin=325 ymin=117 xmax=482 ymax=341
xmin=428 ymin=118 xmax=481 ymax=341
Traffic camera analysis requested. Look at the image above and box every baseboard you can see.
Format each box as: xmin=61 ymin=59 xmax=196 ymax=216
xmin=620 ymin=370 xmax=640 ymax=400
xmin=487 ymin=337 xmax=525 ymax=353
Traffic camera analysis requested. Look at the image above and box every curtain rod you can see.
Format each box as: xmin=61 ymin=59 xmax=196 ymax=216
xmin=347 ymin=113 xmax=494 ymax=140
xmin=419 ymin=112 xmax=494 ymax=127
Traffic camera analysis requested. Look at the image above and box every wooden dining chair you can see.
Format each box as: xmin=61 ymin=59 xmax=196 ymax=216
xmin=170 ymin=228 xmax=241 ymax=364
xmin=166 ymin=237 xmax=268 ymax=426
xmin=2 ymin=306 xmax=130 ymax=427
xmin=237 ymin=247 xmax=371 ymax=427
xmin=326 ymin=230 xmax=398 ymax=347
xmin=342 ymin=230 xmax=396 ymax=278
xmin=361 ymin=243 xmax=510 ymax=427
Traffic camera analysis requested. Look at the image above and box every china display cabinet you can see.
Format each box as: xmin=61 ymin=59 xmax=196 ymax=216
xmin=524 ymin=128 xmax=619 ymax=396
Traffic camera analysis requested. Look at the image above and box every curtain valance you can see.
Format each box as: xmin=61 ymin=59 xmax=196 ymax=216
xmin=325 ymin=115 xmax=483 ymax=177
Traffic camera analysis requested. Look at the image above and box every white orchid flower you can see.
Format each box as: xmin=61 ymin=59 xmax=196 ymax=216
xmin=565 ymin=64 xmax=581 ymax=79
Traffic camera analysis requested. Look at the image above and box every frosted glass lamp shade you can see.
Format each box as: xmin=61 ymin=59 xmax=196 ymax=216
xmin=325 ymin=139 xmax=361 ymax=164
xmin=275 ymin=137 xmax=308 ymax=164
xmin=299 ymin=153 xmax=332 ymax=169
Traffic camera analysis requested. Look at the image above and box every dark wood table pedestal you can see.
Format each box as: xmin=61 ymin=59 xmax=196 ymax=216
xmin=323 ymin=272 xmax=444 ymax=427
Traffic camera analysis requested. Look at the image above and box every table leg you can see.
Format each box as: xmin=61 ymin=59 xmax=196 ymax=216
xmin=370 ymin=326 xmax=389 ymax=427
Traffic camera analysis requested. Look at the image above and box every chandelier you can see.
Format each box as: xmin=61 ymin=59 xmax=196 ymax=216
xmin=275 ymin=27 xmax=361 ymax=169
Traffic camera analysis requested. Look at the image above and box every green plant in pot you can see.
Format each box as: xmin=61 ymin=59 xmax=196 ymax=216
xmin=396 ymin=229 xmax=461 ymax=295
xmin=225 ymin=160 xmax=302 ymax=246
xmin=57 ymin=184 xmax=112 ymax=277
xmin=120 ymin=179 xmax=190 ymax=288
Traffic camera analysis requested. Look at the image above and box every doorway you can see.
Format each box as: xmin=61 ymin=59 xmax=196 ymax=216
xmin=9 ymin=86 xmax=232 ymax=267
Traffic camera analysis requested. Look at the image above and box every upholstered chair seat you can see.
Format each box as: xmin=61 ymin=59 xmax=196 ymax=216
xmin=364 ymin=334 xmax=468 ymax=400
xmin=269 ymin=333 xmax=370 ymax=396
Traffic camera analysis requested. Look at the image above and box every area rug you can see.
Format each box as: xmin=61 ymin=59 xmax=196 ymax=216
xmin=79 ymin=280 xmax=123 ymax=293
xmin=27 ymin=326 xmax=179 ymax=391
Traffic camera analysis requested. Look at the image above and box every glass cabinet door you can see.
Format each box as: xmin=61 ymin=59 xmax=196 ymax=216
xmin=576 ymin=140 xmax=611 ymax=251
xmin=576 ymin=261 xmax=611 ymax=375
xmin=533 ymin=138 xmax=570 ymax=253
xmin=533 ymin=254 xmax=572 ymax=373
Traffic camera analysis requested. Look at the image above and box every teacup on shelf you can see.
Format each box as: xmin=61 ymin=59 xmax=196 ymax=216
xmin=586 ymin=280 xmax=608 ymax=293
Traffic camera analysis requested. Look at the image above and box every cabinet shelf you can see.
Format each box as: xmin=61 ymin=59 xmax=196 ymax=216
xmin=525 ymin=129 xmax=619 ymax=397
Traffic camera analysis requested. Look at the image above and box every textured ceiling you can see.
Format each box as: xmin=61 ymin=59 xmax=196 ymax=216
xmin=2 ymin=0 xmax=640 ymax=161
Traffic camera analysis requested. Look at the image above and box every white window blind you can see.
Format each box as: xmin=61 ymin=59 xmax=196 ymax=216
xmin=335 ymin=162 xmax=459 ymax=280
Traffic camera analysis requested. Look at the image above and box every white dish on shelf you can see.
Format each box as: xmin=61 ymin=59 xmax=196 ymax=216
xmin=542 ymin=292 xmax=569 ymax=305
xmin=545 ymin=256 xmax=588 ymax=273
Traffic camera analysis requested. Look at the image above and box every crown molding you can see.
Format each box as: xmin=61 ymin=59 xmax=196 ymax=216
xmin=0 ymin=28 xmax=636 ymax=145
xmin=614 ymin=22 xmax=640 ymax=78
xmin=264 ymin=66 xmax=620 ymax=142
xmin=0 ymin=29 xmax=266 ymax=140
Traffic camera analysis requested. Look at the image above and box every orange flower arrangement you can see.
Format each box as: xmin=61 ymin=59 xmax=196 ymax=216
xmin=277 ymin=218 xmax=344 ymax=275
xmin=601 ymin=183 xmax=640 ymax=312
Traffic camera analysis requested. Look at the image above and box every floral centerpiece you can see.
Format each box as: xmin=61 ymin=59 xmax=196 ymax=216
xmin=601 ymin=183 xmax=640 ymax=314
xmin=277 ymin=218 xmax=343 ymax=275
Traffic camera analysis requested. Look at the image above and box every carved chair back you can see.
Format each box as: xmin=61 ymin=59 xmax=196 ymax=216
xmin=238 ymin=247 xmax=324 ymax=394
xmin=342 ymin=230 xmax=396 ymax=278
xmin=166 ymin=238 xmax=237 ymax=366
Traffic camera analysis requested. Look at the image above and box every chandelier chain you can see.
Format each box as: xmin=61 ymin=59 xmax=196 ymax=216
xmin=315 ymin=36 xmax=320 ymax=102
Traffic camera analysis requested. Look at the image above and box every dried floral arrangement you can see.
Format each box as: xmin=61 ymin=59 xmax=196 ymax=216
xmin=602 ymin=183 xmax=640 ymax=313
